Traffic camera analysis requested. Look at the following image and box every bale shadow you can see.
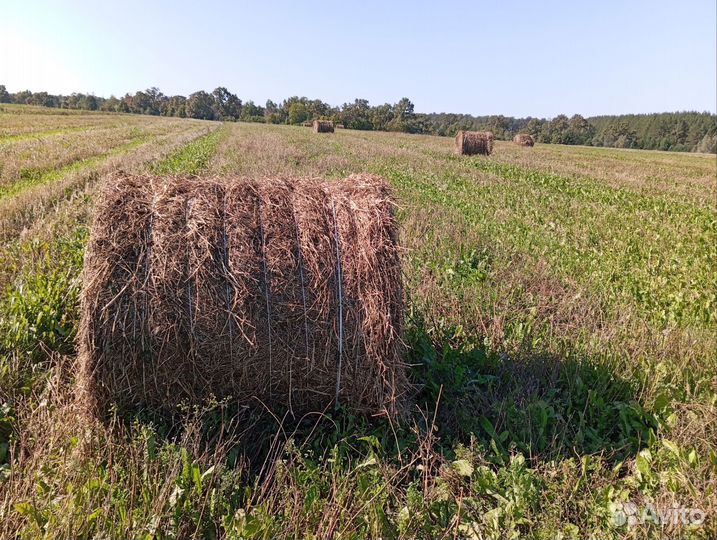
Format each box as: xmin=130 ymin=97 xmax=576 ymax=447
xmin=405 ymin=316 xmax=661 ymax=464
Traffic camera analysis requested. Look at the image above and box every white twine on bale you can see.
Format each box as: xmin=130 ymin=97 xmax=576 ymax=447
xmin=291 ymin=205 xmax=311 ymax=363
xmin=141 ymin=187 xmax=157 ymax=398
xmin=257 ymin=195 xmax=273 ymax=398
xmin=331 ymin=199 xmax=345 ymax=410
xmin=185 ymin=197 xmax=196 ymax=350
xmin=220 ymin=192 xmax=235 ymax=370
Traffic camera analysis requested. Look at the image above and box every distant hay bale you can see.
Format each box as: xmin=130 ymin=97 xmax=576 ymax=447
xmin=455 ymin=130 xmax=494 ymax=156
xmin=513 ymin=134 xmax=535 ymax=147
xmin=336 ymin=124 xmax=345 ymax=129
xmin=313 ymin=120 xmax=334 ymax=133
xmin=78 ymin=173 xmax=409 ymax=421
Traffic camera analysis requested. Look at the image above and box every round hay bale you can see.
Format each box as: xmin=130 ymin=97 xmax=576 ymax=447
xmin=313 ymin=120 xmax=335 ymax=133
xmin=513 ymin=133 xmax=535 ymax=147
xmin=455 ymin=130 xmax=494 ymax=156
xmin=78 ymin=173 xmax=409 ymax=420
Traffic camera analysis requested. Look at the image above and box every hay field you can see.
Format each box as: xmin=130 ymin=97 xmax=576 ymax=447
xmin=0 ymin=106 xmax=715 ymax=539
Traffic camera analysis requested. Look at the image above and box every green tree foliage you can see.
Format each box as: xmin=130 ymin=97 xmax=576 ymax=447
xmin=240 ymin=101 xmax=265 ymax=122
xmin=264 ymin=99 xmax=285 ymax=124
xmin=211 ymin=87 xmax=242 ymax=120
xmin=287 ymin=100 xmax=309 ymax=125
xmin=370 ymin=103 xmax=395 ymax=131
xmin=0 ymin=85 xmax=10 ymax=103
xmin=339 ymin=99 xmax=373 ymax=130
xmin=185 ymin=91 xmax=215 ymax=120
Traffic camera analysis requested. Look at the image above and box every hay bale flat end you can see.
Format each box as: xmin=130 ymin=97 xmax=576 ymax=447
xmin=455 ymin=130 xmax=495 ymax=155
xmin=313 ymin=120 xmax=334 ymax=133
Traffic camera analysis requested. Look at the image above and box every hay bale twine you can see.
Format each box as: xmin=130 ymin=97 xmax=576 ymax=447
xmin=78 ymin=173 xmax=409 ymax=420
xmin=455 ymin=130 xmax=494 ymax=156
xmin=313 ymin=120 xmax=335 ymax=133
xmin=513 ymin=133 xmax=535 ymax=147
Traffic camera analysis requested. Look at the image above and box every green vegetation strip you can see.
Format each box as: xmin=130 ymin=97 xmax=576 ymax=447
xmin=379 ymin=156 xmax=716 ymax=328
xmin=0 ymin=126 xmax=90 ymax=145
xmin=0 ymin=137 xmax=149 ymax=201
xmin=150 ymin=124 xmax=228 ymax=175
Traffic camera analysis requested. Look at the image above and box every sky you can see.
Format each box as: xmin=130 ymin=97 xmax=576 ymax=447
xmin=1 ymin=0 xmax=715 ymax=118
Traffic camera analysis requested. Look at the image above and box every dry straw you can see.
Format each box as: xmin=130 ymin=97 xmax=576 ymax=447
xmin=455 ymin=130 xmax=495 ymax=155
xmin=313 ymin=120 xmax=335 ymax=133
xmin=78 ymin=173 xmax=409 ymax=420
xmin=513 ymin=133 xmax=535 ymax=147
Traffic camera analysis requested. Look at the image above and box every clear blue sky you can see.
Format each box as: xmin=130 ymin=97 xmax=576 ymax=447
xmin=2 ymin=0 xmax=715 ymax=117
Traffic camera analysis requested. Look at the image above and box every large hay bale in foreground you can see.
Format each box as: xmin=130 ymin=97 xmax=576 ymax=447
xmin=455 ymin=130 xmax=494 ymax=155
xmin=78 ymin=173 xmax=409 ymax=420
xmin=313 ymin=120 xmax=334 ymax=133
xmin=513 ymin=133 xmax=535 ymax=146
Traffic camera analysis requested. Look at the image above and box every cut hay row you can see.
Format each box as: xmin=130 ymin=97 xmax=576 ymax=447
xmin=313 ymin=120 xmax=335 ymax=133
xmin=0 ymin=124 xmax=211 ymax=242
xmin=513 ymin=133 xmax=535 ymax=146
xmin=78 ymin=172 xmax=409 ymax=421
xmin=455 ymin=130 xmax=494 ymax=156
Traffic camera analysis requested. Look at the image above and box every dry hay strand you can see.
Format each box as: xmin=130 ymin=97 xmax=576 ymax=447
xmin=78 ymin=172 xmax=409 ymax=421
xmin=513 ymin=133 xmax=535 ymax=146
xmin=313 ymin=120 xmax=335 ymax=133
xmin=455 ymin=130 xmax=495 ymax=156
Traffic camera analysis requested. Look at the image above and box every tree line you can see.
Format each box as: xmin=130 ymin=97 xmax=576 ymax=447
xmin=1 ymin=85 xmax=714 ymax=153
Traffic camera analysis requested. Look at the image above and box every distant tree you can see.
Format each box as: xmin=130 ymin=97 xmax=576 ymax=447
xmin=78 ymin=94 xmax=98 ymax=110
xmin=124 ymin=88 xmax=163 ymax=115
xmin=370 ymin=103 xmax=394 ymax=131
xmin=13 ymin=90 xmax=33 ymax=104
xmin=488 ymin=115 xmax=511 ymax=139
xmin=240 ymin=100 xmax=264 ymax=122
xmin=211 ymin=87 xmax=242 ymax=120
xmin=185 ymin=91 xmax=215 ymax=120
xmin=0 ymin=85 xmax=10 ymax=103
xmin=565 ymin=114 xmax=595 ymax=145
xmin=163 ymin=95 xmax=187 ymax=117
xmin=340 ymin=99 xmax=372 ymax=130
xmin=605 ymin=121 xmax=637 ymax=148
xmin=543 ymin=114 xmax=570 ymax=144
xmin=26 ymin=91 xmax=58 ymax=107
xmin=117 ymin=94 xmax=132 ymax=113
xmin=524 ymin=118 xmax=544 ymax=138
xmin=287 ymin=101 xmax=309 ymax=124
xmin=308 ymin=98 xmax=331 ymax=119
xmin=386 ymin=97 xmax=419 ymax=132
xmin=100 ymin=95 xmax=120 ymax=112
xmin=672 ymin=119 xmax=689 ymax=145
xmin=264 ymin=99 xmax=285 ymax=124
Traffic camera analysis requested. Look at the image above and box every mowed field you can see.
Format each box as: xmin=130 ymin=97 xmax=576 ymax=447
xmin=0 ymin=105 xmax=715 ymax=539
